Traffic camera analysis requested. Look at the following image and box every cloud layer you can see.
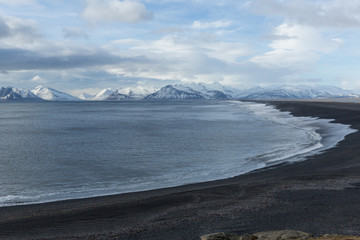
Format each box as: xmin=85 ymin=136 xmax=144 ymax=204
xmin=82 ymin=0 xmax=153 ymax=25
xmin=251 ymin=0 xmax=360 ymax=28
xmin=0 ymin=0 xmax=360 ymax=91
xmin=251 ymin=23 xmax=342 ymax=70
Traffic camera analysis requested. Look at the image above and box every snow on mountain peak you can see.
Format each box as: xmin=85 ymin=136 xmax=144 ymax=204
xmin=1 ymin=84 xmax=359 ymax=101
xmin=93 ymin=88 xmax=114 ymax=100
xmin=241 ymin=85 xmax=358 ymax=100
xmin=90 ymin=86 xmax=157 ymax=101
xmin=77 ymin=93 xmax=95 ymax=100
xmin=31 ymin=86 xmax=79 ymax=101
xmin=116 ymin=86 xmax=157 ymax=99
xmin=0 ymin=87 xmax=40 ymax=101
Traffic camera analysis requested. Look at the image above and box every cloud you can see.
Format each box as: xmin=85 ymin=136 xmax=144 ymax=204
xmin=108 ymin=35 xmax=252 ymax=84
xmin=191 ymin=20 xmax=232 ymax=30
xmin=104 ymin=31 xmax=319 ymax=87
xmin=30 ymin=75 xmax=47 ymax=83
xmin=0 ymin=0 xmax=39 ymax=7
xmin=0 ymin=18 xmax=11 ymax=38
xmin=0 ymin=48 xmax=147 ymax=71
xmin=151 ymin=26 xmax=184 ymax=35
xmin=251 ymin=23 xmax=342 ymax=71
xmin=82 ymin=0 xmax=153 ymax=25
xmin=110 ymin=38 xmax=144 ymax=46
xmin=1 ymin=0 xmax=354 ymax=90
xmin=251 ymin=0 xmax=360 ymax=28
xmin=63 ymin=27 xmax=88 ymax=39
xmin=0 ymin=15 xmax=39 ymax=43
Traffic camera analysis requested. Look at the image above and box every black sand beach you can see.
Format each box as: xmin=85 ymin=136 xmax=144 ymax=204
xmin=1 ymin=101 xmax=360 ymax=240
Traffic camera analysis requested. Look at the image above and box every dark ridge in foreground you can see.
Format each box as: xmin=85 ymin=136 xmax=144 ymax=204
xmin=201 ymin=229 xmax=360 ymax=240
xmin=1 ymin=101 xmax=360 ymax=240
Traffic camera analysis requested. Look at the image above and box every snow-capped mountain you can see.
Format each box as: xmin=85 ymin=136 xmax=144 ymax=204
xmin=179 ymin=82 xmax=242 ymax=98
xmin=130 ymin=83 xmax=360 ymax=100
xmin=173 ymin=84 xmax=231 ymax=99
xmin=145 ymin=85 xmax=205 ymax=100
xmin=92 ymin=88 xmax=114 ymax=100
xmin=0 ymin=87 xmax=41 ymax=101
xmin=145 ymin=84 xmax=230 ymax=100
xmin=90 ymin=86 xmax=157 ymax=101
xmin=241 ymin=85 xmax=358 ymax=99
xmin=116 ymin=86 xmax=156 ymax=100
xmin=1 ymin=84 xmax=358 ymax=102
xmin=31 ymin=86 xmax=79 ymax=101
xmin=105 ymin=89 xmax=132 ymax=101
xmin=77 ymin=93 xmax=95 ymax=100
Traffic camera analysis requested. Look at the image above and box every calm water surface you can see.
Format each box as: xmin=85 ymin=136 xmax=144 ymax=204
xmin=0 ymin=100 xmax=344 ymax=206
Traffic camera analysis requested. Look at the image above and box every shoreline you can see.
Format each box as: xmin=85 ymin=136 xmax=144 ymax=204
xmin=239 ymin=101 xmax=356 ymax=166
xmin=2 ymin=101 xmax=360 ymax=239
xmin=1 ymin=100 xmax=348 ymax=208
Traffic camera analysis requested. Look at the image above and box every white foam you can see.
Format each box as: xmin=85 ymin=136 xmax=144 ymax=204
xmin=0 ymin=101 xmax=357 ymax=207
xmin=234 ymin=101 xmax=357 ymax=164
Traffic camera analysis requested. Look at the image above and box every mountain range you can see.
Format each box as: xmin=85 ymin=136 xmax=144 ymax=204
xmin=0 ymin=84 xmax=359 ymax=101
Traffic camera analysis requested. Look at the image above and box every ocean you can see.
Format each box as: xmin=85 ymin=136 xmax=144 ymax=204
xmin=0 ymin=100 xmax=355 ymax=206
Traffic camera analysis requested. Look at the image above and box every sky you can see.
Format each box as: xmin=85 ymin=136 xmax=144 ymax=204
xmin=1 ymin=0 xmax=360 ymax=95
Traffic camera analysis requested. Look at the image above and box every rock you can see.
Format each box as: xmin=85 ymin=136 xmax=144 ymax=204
xmin=201 ymin=230 xmax=360 ymax=240
xmin=315 ymin=235 xmax=360 ymax=240
xmin=253 ymin=230 xmax=313 ymax=240
xmin=201 ymin=232 xmax=249 ymax=240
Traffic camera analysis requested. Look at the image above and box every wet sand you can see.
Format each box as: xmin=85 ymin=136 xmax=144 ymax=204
xmin=1 ymin=101 xmax=360 ymax=240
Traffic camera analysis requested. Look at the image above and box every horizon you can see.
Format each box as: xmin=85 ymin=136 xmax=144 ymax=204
xmin=1 ymin=1 xmax=360 ymax=94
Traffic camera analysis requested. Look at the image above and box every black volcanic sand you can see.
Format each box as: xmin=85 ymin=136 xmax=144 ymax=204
xmin=1 ymin=101 xmax=360 ymax=240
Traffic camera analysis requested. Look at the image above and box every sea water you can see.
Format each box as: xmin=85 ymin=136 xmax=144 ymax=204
xmin=0 ymin=101 xmax=355 ymax=206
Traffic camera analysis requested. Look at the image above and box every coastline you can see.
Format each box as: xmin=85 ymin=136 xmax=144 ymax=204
xmin=1 ymin=101 xmax=360 ymax=239
xmin=239 ymin=101 xmax=356 ymax=166
xmin=0 ymin=100 xmax=344 ymax=208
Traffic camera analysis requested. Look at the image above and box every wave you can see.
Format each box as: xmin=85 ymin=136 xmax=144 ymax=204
xmin=234 ymin=101 xmax=356 ymax=165
xmin=0 ymin=101 xmax=356 ymax=207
